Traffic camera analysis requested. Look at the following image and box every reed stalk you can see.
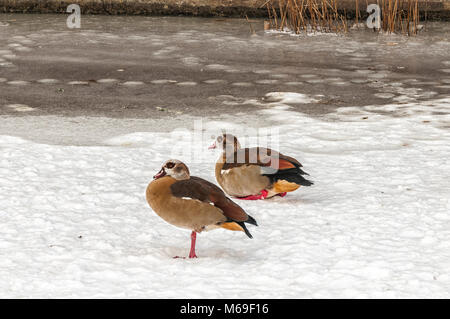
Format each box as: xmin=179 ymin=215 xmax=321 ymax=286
xmin=264 ymin=0 xmax=420 ymax=35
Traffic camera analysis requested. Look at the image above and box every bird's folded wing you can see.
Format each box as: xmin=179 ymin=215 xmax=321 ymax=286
xmin=170 ymin=176 xmax=249 ymax=222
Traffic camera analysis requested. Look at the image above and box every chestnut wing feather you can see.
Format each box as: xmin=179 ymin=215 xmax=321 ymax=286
xmin=170 ymin=176 xmax=249 ymax=222
xmin=222 ymin=147 xmax=303 ymax=170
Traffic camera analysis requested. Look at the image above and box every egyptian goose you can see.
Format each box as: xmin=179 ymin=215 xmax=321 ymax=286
xmin=210 ymin=134 xmax=313 ymax=200
xmin=146 ymin=159 xmax=257 ymax=258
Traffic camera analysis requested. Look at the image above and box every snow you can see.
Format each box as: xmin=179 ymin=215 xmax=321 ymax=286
xmin=1 ymin=94 xmax=449 ymax=298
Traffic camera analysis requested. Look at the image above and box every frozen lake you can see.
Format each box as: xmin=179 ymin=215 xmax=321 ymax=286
xmin=0 ymin=14 xmax=449 ymax=298
xmin=0 ymin=14 xmax=449 ymax=144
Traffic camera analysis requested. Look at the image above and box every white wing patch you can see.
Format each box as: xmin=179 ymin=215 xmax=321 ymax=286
xmin=181 ymin=197 xmax=214 ymax=205
xmin=221 ymin=168 xmax=233 ymax=175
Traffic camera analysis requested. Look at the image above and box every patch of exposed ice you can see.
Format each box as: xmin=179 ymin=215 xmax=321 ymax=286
xmin=255 ymin=80 xmax=279 ymax=85
xmin=37 ymin=79 xmax=60 ymax=84
xmin=181 ymin=56 xmax=202 ymax=66
xmin=330 ymin=81 xmax=350 ymax=86
xmin=264 ymin=92 xmax=319 ymax=104
xmin=374 ymin=93 xmax=395 ymax=99
xmin=97 ymin=79 xmax=118 ymax=84
xmin=5 ymin=104 xmax=36 ymax=112
xmin=203 ymin=79 xmax=227 ymax=84
xmin=68 ymin=81 xmax=90 ymax=85
xmin=7 ymin=80 xmax=29 ymax=85
xmin=151 ymin=79 xmax=177 ymax=84
xmin=0 ymin=61 xmax=15 ymax=67
xmin=14 ymin=46 xmax=32 ymax=52
xmin=224 ymin=69 xmax=244 ymax=73
xmin=301 ymin=74 xmax=317 ymax=78
xmin=205 ymin=64 xmax=229 ymax=71
xmin=306 ymin=79 xmax=325 ymax=84
xmin=285 ymin=81 xmax=304 ymax=86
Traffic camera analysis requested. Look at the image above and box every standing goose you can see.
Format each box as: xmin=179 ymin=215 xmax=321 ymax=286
xmin=209 ymin=134 xmax=313 ymax=200
xmin=146 ymin=159 xmax=257 ymax=258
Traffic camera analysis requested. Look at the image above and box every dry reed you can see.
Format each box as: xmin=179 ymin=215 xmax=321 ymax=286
xmin=265 ymin=0 xmax=349 ymax=34
xmin=380 ymin=0 xmax=420 ymax=35
xmin=264 ymin=0 xmax=421 ymax=36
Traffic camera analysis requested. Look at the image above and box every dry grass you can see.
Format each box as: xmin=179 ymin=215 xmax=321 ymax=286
xmin=264 ymin=0 xmax=421 ymax=36
xmin=380 ymin=0 xmax=420 ymax=35
xmin=265 ymin=0 xmax=349 ymax=34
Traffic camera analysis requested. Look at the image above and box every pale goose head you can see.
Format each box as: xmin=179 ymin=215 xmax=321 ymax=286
xmin=153 ymin=159 xmax=190 ymax=181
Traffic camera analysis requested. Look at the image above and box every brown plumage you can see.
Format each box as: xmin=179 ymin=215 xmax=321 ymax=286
xmin=146 ymin=159 xmax=257 ymax=258
xmin=210 ymin=134 xmax=313 ymax=200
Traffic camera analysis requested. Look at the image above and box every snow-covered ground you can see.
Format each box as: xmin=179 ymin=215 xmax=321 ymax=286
xmin=1 ymin=93 xmax=449 ymax=298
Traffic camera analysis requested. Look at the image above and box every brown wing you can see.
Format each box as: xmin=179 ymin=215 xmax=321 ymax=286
xmin=170 ymin=176 xmax=250 ymax=222
xmin=222 ymin=147 xmax=302 ymax=171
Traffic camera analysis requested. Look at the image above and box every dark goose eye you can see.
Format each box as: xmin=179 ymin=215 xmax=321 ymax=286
xmin=217 ymin=136 xmax=223 ymax=143
xmin=166 ymin=162 xmax=175 ymax=169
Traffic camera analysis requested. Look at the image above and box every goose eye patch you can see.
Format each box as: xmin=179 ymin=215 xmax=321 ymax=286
xmin=166 ymin=162 xmax=175 ymax=169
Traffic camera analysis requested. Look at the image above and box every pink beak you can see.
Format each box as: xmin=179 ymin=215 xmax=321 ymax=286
xmin=208 ymin=141 xmax=217 ymax=150
xmin=153 ymin=168 xmax=166 ymax=180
